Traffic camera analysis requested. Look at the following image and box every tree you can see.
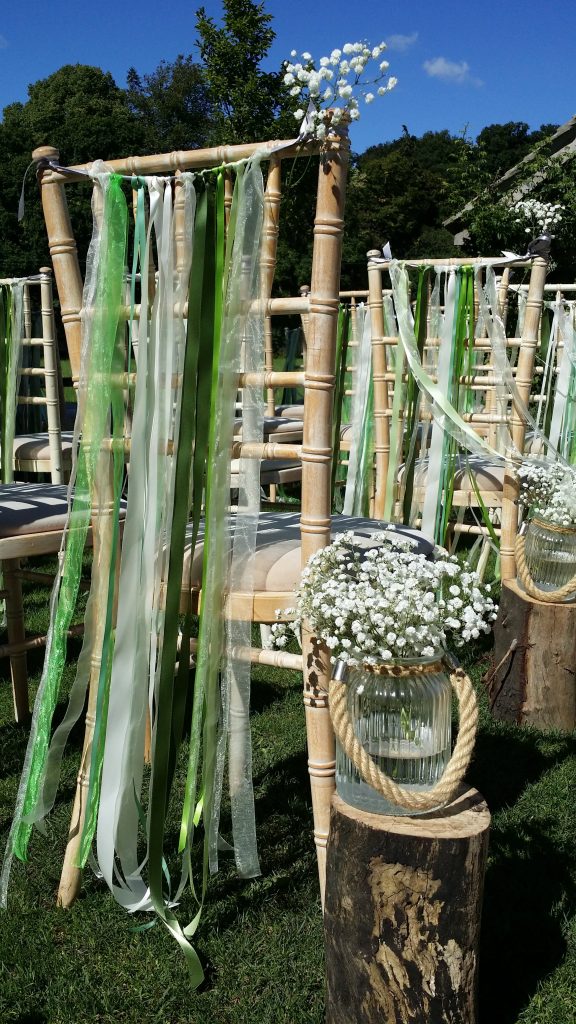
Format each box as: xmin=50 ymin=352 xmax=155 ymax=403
xmin=445 ymin=123 xmax=576 ymax=280
xmin=195 ymin=0 xmax=292 ymax=145
xmin=475 ymin=121 xmax=558 ymax=179
xmin=0 ymin=65 xmax=144 ymax=277
xmin=126 ymin=57 xmax=211 ymax=153
xmin=341 ymin=131 xmax=462 ymax=286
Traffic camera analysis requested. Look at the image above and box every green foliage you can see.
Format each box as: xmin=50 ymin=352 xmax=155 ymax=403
xmin=0 ymin=64 xmax=144 ymax=278
xmin=195 ymin=0 xmax=292 ymax=145
xmin=457 ymin=131 xmax=576 ymax=280
xmin=126 ymin=56 xmax=212 ymax=152
xmin=475 ymin=121 xmax=555 ymax=179
xmin=341 ymin=130 xmax=463 ymax=285
xmin=0 ymin=2 xmax=304 ymax=284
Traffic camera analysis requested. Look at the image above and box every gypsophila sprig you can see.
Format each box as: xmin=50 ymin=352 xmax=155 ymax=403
xmin=283 ymin=42 xmax=397 ymax=140
xmin=268 ymin=530 xmax=496 ymax=665
xmin=518 ymin=459 xmax=576 ymax=526
xmin=512 ymin=198 xmax=564 ymax=235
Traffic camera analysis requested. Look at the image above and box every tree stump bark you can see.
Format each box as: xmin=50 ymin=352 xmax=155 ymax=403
xmin=490 ymin=579 xmax=576 ymax=730
xmin=324 ymin=788 xmax=490 ymax=1024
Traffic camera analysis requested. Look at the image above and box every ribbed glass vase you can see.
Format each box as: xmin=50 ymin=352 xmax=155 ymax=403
xmin=335 ymin=655 xmax=452 ymax=816
xmin=523 ymin=516 xmax=576 ymax=592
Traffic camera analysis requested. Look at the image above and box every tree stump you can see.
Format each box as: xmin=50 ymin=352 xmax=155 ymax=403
xmin=324 ymin=788 xmax=490 ymax=1024
xmin=490 ymin=579 xmax=576 ymax=730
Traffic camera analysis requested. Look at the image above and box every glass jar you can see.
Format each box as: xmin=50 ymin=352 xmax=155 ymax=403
xmin=335 ymin=656 xmax=452 ymax=816
xmin=522 ymin=517 xmax=576 ymax=594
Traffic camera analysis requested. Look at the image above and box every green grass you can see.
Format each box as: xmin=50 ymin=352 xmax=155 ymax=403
xmin=0 ymin=571 xmax=575 ymax=1023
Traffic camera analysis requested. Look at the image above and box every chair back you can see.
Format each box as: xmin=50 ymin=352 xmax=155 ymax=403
xmin=365 ymin=253 xmax=547 ymax=575
xmin=0 ymin=268 xmax=67 ymax=484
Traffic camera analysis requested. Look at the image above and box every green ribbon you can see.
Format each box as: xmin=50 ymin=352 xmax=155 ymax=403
xmin=5 ymin=174 xmax=127 ymax=868
xmin=79 ymin=187 xmax=144 ymax=865
xmin=331 ymin=305 xmax=351 ymax=507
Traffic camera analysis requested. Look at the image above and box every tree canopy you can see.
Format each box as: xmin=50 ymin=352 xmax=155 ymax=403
xmin=0 ymin=0 xmax=572 ymax=289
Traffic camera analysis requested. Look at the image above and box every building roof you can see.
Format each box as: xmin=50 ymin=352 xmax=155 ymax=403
xmin=444 ymin=114 xmax=576 ymax=242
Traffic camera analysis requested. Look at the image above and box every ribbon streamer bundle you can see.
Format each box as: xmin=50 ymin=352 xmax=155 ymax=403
xmin=342 ymin=303 xmax=375 ymax=517
xmin=385 ymin=260 xmax=554 ymax=549
xmin=2 ymin=156 xmax=267 ymax=986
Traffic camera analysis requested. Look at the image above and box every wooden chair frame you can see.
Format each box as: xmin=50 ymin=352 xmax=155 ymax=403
xmin=32 ymin=133 xmax=349 ymax=902
xmin=365 ymin=252 xmax=547 ymax=578
xmin=11 ymin=268 xmax=69 ymax=483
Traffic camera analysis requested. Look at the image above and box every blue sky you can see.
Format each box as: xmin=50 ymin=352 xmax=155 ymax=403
xmin=1 ymin=0 xmax=575 ymax=153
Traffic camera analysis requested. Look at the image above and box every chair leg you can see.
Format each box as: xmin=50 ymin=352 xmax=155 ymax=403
xmin=476 ymin=535 xmax=492 ymax=581
xmin=3 ymin=559 xmax=30 ymax=724
xmin=58 ymin=479 xmax=116 ymax=906
xmin=302 ymin=629 xmax=335 ymax=907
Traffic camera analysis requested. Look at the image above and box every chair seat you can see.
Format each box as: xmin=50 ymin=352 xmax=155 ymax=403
xmin=339 ymin=423 xmax=352 ymax=450
xmin=0 ymin=484 xmax=72 ymax=537
xmin=0 ymin=483 xmax=126 ymax=559
xmin=399 ymin=455 xmax=505 ymax=498
xmin=274 ymin=404 xmax=304 ymax=420
xmin=230 ymin=459 xmax=301 ymax=488
xmin=13 ymin=431 xmax=75 ymax=465
xmin=233 ymin=417 xmax=303 ymax=442
xmin=181 ymin=512 xmax=434 ymax=619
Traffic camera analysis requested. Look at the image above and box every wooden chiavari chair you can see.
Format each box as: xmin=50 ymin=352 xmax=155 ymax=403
xmin=33 ymin=130 xmax=433 ymax=907
xmin=364 ymin=253 xmax=547 ymax=573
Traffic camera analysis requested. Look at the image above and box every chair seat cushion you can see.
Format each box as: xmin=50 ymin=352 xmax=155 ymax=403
xmin=230 ymin=459 xmax=301 ymax=487
xmin=183 ymin=512 xmax=434 ymax=594
xmin=399 ymin=455 xmax=505 ymax=492
xmin=0 ymin=483 xmax=126 ymax=538
xmin=0 ymin=484 xmax=73 ymax=536
xmin=274 ymin=404 xmax=304 ymax=420
xmin=233 ymin=417 xmax=303 ymax=441
xmin=13 ymin=431 xmax=75 ymax=464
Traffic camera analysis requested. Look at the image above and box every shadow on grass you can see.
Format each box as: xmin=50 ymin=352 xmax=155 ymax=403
xmin=468 ymin=724 xmax=576 ymax=813
xmin=0 ymin=688 xmax=87 ymax=787
xmin=480 ymin=815 xmax=575 ymax=1022
xmin=465 ymin=723 xmax=576 ymax=1022
xmin=160 ymin=748 xmax=316 ymax=938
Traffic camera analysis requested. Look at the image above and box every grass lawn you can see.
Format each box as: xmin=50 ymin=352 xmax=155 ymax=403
xmin=0 ymin=567 xmax=575 ymax=1023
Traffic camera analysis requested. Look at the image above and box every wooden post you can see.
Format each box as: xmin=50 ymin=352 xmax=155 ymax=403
xmin=500 ymin=257 xmax=547 ymax=582
xmin=3 ymin=558 xmax=30 ymax=723
xmin=324 ymin=789 xmax=490 ymax=1024
xmin=489 ymin=579 xmax=576 ymax=730
xmin=31 ymin=147 xmax=84 ymax=386
xmin=367 ymin=250 xmax=391 ymax=520
xmin=301 ymin=130 xmax=349 ymax=903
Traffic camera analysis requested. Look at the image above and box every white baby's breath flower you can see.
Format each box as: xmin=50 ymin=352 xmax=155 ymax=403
xmin=269 ymin=531 xmax=496 ymax=666
xmin=283 ymin=39 xmax=397 ymax=140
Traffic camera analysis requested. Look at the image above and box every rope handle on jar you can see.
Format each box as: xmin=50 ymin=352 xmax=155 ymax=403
xmin=328 ymin=657 xmax=478 ymax=812
xmin=515 ymin=528 xmax=576 ymax=603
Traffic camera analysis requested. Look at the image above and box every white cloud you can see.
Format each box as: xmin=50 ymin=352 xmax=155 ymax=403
xmin=386 ymin=32 xmax=418 ymax=53
xmin=423 ymin=56 xmax=482 ymax=86
xmin=0 ymin=35 xmax=8 ymax=49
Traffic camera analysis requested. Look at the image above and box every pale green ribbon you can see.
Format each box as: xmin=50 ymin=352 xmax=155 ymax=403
xmin=389 ymin=260 xmax=510 ymax=466
xmin=1 ymin=173 xmax=128 ymax=906
xmin=343 ymin=303 xmax=373 ymax=516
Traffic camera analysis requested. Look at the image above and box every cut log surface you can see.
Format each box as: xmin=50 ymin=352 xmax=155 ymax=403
xmin=324 ymin=788 xmax=490 ymax=1024
xmin=491 ymin=579 xmax=576 ymax=730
